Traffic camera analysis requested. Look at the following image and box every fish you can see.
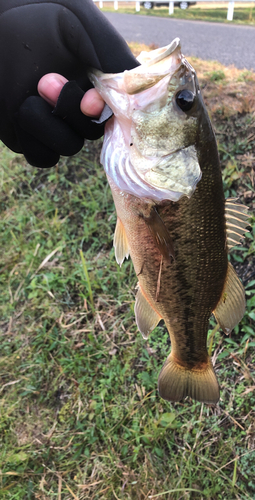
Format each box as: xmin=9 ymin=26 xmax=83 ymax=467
xmin=88 ymin=38 xmax=249 ymax=404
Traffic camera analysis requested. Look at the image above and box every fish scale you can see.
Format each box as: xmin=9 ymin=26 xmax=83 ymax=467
xmin=89 ymin=38 xmax=249 ymax=404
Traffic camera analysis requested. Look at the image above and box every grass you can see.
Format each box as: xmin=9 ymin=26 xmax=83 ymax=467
xmin=99 ymin=4 xmax=255 ymax=25
xmin=0 ymin=50 xmax=255 ymax=499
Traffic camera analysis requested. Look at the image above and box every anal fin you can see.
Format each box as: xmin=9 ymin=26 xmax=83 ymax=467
xmin=113 ymin=217 xmax=129 ymax=266
xmin=213 ymin=262 xmax=246 ymax=334
xmin=135 ymin=285 xmax=161 ymax=339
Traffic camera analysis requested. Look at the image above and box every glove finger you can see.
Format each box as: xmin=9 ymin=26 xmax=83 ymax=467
xmin=15 ymin=123 xmax=60 ymax=168
xmin=17 ymin=97 xmax=85 ymax=156
xmin=53 ymin=81 xmax=108 ymax=140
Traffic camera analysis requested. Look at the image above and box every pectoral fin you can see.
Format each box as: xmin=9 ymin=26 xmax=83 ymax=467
xmin=144 ymin=207 xmax=175 ymax=262
xmin=113 ymin=218 xmax=129 ymax=266
xmin=213 ymin=262 xmax=246 ymax=334
xmin=226 ymin=199 xmax=250 ymax=250
xmin=135 ymin=286 xmax=161 ymax=339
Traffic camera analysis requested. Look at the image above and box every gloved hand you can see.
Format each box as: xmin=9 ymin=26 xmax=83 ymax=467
xmin=0 ymin=0 xmax=139 ymax=167
xmin=38 ymin=74 xmax=106 ymax=120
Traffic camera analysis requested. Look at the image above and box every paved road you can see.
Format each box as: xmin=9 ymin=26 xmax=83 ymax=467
xmin=103 ymin=12 xmax=255 ymax=70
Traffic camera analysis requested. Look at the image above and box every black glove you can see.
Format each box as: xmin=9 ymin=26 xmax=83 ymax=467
xmin=0 ymin=0 xmax=139 ymax=167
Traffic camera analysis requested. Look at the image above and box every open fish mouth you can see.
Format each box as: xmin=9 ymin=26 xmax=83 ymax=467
xmin=123 ymin=38 xmax=182 ymax=94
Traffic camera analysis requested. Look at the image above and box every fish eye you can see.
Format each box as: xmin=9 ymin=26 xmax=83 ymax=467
xmin=176 ymin=89 xmax=195 ymax=112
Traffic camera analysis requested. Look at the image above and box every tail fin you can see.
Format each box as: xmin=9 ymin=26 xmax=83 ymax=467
xmin=158 ymin=354 xmax=219 ymax=404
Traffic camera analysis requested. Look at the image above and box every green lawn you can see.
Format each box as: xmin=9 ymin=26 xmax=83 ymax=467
xmin=0 ymin=59 xmax=255 ymax=499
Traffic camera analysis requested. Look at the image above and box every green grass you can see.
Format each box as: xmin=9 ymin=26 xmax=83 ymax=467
xmin=100 ymin=5 xmax=255 ymax=25
xmin=1 ymin=62 xmax=255 ymax=499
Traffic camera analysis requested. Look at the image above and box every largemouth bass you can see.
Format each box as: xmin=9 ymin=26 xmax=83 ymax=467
xmin=88 ymin=39 xmax=248 ymax=404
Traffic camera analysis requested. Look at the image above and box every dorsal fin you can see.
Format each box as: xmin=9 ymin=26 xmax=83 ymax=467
xmin=134 ymin=285 xmax=161 ymax=339
xmin=113 ymin=218 xmax=129 ymax=266
xmin=213 ymin=262 xmax=246 ymax=334
xmin=225 ymin=199 xmax=250 ymax=250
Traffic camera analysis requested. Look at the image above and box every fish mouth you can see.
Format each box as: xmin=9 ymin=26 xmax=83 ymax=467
xmin=136 ymin=38 xmax=181 ymax=66
xmin=124 ymin=38 xmax=183 ymax=95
